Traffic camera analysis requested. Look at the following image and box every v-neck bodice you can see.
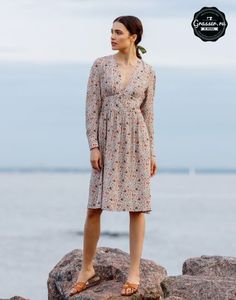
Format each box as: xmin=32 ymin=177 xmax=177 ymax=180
xmin=111 ymin=54 xmax=142 ymax=92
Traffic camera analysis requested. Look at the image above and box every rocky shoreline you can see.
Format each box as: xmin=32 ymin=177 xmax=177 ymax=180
xmin=3 ymin=247 xmax=236 ymax=299
xmin=47 ymin=247 xmax=236 ymax=300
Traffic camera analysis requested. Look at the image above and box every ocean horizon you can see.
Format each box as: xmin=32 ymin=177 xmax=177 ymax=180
xmin=1 ymin=166 xmax=236 ymax=174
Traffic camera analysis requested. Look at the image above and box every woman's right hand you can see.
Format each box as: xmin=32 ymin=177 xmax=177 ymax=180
xmin=90 ymin=147 xmax=103 ymax=171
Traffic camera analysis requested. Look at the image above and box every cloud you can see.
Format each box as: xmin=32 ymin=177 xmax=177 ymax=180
xmin=0 ymin=0 xmax=235 ymax=66
xmin=0 ymin=46 xmax=26 ymax=53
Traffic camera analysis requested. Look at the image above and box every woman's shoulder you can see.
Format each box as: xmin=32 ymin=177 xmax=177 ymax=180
xmin=90 ymin=55 xmax=112 ymax=73
xmin=91 ymin=55 xmax=111 ymax=65
xmin=141 ymin=60 xmax=156 ymax=75
xmin=90 ymin=56 xmax=103 ymax=66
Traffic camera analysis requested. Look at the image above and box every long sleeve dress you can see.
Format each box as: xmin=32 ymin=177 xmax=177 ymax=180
xmin=85 ymin=54 xmax=157 ymax=214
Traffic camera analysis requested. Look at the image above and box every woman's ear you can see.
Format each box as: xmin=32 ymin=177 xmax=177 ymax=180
xmin=131 ymin=33 xmax=137 ymax=43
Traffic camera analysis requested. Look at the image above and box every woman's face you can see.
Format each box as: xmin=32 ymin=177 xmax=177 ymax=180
xmin=111 ymin=21 xmax=136 ymax=51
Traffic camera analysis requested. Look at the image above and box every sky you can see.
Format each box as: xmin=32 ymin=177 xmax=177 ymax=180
xmin=0 ymin=0 xmax=236 ymax=67
xmin=0 ymin=0 xmax=235 ymax=169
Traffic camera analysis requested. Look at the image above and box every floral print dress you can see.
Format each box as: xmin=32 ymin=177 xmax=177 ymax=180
xmin=85 ymin=54 xmax=157 ymax=214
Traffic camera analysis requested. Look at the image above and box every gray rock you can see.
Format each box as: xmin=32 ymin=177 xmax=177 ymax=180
xmin=47 ymin=246 xmax=167 ymax=299
xmin=182 ymin=255 xmax=236 ymax=278
xmin=161 ymin=274 xmax=236 ymax=300
xmin=161 ymin=255 xmax=236 ymax=300
xmin=227 ymin=287 xmax=236 ymax=300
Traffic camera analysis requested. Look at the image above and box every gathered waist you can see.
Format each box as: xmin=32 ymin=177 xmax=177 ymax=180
xmin=100 ymin=93 xmax=143 ymax=115
xmin=100 ymin=104 xmax=141 ymax=115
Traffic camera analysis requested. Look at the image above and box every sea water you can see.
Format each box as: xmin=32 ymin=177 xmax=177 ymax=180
xmin=0 ymin=172 xmax=236 ymax=299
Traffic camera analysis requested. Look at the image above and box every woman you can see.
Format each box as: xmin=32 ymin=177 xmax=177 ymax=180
xmin=69 ymin=15 xmax=157 ymax=297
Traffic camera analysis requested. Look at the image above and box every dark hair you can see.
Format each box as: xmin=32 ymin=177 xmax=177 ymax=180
xmin=113 ymin=15 xmax=144 ymax=59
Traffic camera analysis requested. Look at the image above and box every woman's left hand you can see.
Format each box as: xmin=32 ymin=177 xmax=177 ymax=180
xmin=150 ymin=156 xmax=158 ymax=177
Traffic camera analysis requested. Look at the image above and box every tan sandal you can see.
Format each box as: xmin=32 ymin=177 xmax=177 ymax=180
xmin=68 ymin=273 xmax=101 ymax=296
xmin=121 ymin=281 xmax=139 ymax=296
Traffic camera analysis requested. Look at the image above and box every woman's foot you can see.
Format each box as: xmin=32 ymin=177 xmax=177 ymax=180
xmin=68 ymin=267 xmax=97 ymax=296
xmin=121 ymin=273 xmax=140 ymax=296
xmin=76 ymin=267 xmax=96 ymax=283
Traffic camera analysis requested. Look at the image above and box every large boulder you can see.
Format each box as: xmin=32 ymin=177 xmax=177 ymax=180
xmin=182 ymin=255 xmax=236 ymax=277
xmin=161 ymin=255 xmax=236 ymax=300
xmin=48 ymin=246 xmax=167 ymax=299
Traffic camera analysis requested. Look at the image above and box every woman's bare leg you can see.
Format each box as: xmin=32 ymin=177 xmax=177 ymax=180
xmin=121 ymin=211 xmax=145 ymax=294
xmin=76 ymin=208 xmax=102 ymax=281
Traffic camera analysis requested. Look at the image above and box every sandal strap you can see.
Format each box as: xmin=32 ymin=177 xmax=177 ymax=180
xmin=123 ymin=281 xmax=139 ymax=288
xmin=73 ymin=281 xmax=86 ymax=290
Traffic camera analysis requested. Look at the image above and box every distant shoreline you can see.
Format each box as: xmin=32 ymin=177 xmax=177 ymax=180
xmin=0 ymin=167 xmax=236 ymax=174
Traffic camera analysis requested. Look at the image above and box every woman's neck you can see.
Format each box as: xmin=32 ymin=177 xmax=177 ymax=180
xmin=114 ymin=50 xmax=139 ymax=66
